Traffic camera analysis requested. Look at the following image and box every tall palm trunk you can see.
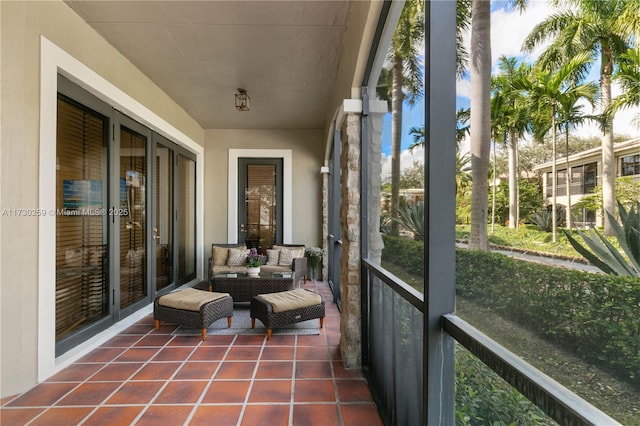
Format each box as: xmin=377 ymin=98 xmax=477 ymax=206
xmin=508 ymin=130 xmax=518 ymax=228
xmin=469 ymin=0 xmax=491 ymax=250
xmin=601 ymin=44 xmax=615 ymax=236
xmin=551 ymin=112 xmax=557 ymax=242
xmin=565 ymin=127 xmax=572 ymax=229
xmin=390 ymin=57 xmax=404 ymax=237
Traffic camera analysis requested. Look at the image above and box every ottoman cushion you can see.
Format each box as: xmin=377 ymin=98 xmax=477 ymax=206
xmin=254 ymin=288 xmax=322 ymax=313
xmin=158 ymin=288 xmax=229 ymax=311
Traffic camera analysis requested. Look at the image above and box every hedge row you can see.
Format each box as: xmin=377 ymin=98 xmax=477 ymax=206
xmin=381 ymin=235 xmax=640 ymax=383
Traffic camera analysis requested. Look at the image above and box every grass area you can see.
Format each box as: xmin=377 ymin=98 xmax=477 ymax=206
xmin=456 ymin=224 xmax=599 ymax=259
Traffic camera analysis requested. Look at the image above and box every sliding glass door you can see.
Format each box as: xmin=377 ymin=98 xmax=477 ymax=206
xmin=55 ymin=76 xmax=198 ymax=356
xmin=117 ymin=117 xmax=149 ymax=314
xmin=55 ymin=94 xmax=110 ymax=353
xmin=177 ymin=154 xmax=196 ymax=283
xmin=154 ymin=141 xmax=174 ymax=291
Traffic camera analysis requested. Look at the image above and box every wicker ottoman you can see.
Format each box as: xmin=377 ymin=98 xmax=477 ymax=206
xmin=154 ymin=288 xmax=233 ymax=340
xmin=250 ymin=289 xmax=325 ymax=340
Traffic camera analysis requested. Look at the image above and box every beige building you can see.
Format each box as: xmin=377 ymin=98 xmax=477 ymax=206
xmin=533 ymin=138 xmax=640 ymax=226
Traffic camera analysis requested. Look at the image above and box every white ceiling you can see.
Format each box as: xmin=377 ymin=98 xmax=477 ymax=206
xmin=65 ymin=1 xmax=351 ymax=129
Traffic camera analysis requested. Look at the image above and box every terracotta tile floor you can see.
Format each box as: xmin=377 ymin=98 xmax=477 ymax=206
xmin=1 ymin=280 xmax=383 ymax=426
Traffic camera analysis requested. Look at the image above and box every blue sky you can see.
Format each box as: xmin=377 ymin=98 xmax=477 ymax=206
xmin=379 ymin=0 xmax=639 ymax=176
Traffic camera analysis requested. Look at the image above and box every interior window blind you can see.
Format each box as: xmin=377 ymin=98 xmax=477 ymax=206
xmin=119 ymin=127 xmax=147 ymax=309
xmin=246 ymin=164 xmax=277 ymax=250
xmin=55 ymin=96 xmax=108 ymax=341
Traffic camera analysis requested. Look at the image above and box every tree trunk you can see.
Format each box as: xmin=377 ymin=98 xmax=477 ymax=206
xmin=469 ymin=0 xmax=491 ymax=250
xmin=491 ymin=140 xmax=496 ymax=235
xmin=508 ymin=131 xmax=517 ymax=228
xmin=565 ymin=128 xmax=572 ymax=229
xmin=390 ymin=56 xmax=404 ymax=237
xmin=551 ymin=113 xmax=557 ymax=243
xmin=601 ymin=45 xmax=615 ymax=236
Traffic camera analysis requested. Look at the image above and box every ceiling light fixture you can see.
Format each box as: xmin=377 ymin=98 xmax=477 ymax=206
xmin=235 ymin=88 xmax=250 ymax=111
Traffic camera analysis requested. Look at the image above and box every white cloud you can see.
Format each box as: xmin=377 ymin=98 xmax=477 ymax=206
xmin=381 ymin=146 xmax=425 ymax=180
xmin=456 ymin=1 xmax=640 ymax=139
xmin=490 ymin=1 xmax=554 ymax=65
xmin=456 ymin=78 xmax=471 ymax=99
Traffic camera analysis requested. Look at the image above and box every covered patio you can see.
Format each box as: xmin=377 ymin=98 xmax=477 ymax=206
xmin=1 ymin=280 xmax=383 ymax=425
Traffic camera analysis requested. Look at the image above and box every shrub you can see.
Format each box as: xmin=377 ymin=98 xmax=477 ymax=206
xmin=382 ymin=236 xmax=640 ymax=383
xmin=564 ymin=201 xmax=640 ymax=276
xmin=456 ymin=249 xmax=640 ymax=383
xmin=392 ymin=201 xmax=424 ymax=241
xmin=455 ymin=345 xmax=552 ymax=425
xmin=529 ymin=208 xmax=565 ymax=232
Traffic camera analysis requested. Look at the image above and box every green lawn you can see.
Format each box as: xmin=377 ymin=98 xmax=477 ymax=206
xmin=456 ymin=224 xmax=592 ymax=259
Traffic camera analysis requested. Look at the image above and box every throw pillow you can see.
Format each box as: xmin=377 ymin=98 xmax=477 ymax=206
xmin=266 ymin=249 xmax=280 ymax=266
xmin=212 ymin=245 xmax=229 ymax=266
xmin=227 ymin=248 xmax=249 ymax=266
xmin=290 ymin=246 xmax=305 ymax=259
xmin=273 ymin=245 xmax=305 ymax=260
xmin=278 ymin=248 xmax=294 ymax=266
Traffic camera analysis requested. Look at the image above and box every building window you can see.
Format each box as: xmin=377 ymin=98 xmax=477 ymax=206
xmin=583 ymin=162 xmax=597 ymax=193
xmin=557 ymin=169 xmax=567 ymax=196
xmin=620 ymin=154 xmax=639 ymax=176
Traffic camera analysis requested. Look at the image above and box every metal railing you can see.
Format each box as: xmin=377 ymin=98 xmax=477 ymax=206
xmin=360 ymin=259 xmax=621 ymax=426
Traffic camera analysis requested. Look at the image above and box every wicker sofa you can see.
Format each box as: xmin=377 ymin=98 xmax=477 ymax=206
xmin=208 ymin=243 xmax=307 ymax=285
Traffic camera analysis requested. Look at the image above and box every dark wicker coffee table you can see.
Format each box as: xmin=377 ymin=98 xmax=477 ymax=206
xmin=210 ymin=271 xmax=295 ymax=303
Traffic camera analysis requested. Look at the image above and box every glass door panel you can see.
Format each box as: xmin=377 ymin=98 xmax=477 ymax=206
xmin=55 ymin=96 xmax=109 ymax=344
xmin=238 ymin=158 xmax=283 ymax=251
xmin=120 ymin=127 xmax=147 ymax=309
xmin=177 ymin=155 xmax=196 ymax=283
xmin=155 ymin=144 xmax=174 ymax=291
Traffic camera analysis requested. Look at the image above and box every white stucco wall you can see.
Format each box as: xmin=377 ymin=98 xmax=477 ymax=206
xmin=0 ymin=0 xmax=204 ymax=397
xmin=203 ymin=129 xmax=325 ymax=252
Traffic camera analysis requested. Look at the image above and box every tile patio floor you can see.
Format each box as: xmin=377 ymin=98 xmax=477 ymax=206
xmin=1 ymin=280 xmax=383 ymax=426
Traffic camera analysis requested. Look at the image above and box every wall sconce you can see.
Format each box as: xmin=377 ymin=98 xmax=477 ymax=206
xmin=235 ymin=88 xmax=250 ymax=111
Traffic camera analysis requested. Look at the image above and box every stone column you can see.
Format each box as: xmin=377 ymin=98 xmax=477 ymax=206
xmin=321 ymin=167 xmax=329 ymax=281
xmin=367 ymin=101 xmax=389 ymax=265
xmin=339 ymin=112 xmax=361 ymax=368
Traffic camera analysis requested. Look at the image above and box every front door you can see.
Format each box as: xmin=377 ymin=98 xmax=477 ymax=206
xmin=237 ymin=158 xmax=283 ymax=251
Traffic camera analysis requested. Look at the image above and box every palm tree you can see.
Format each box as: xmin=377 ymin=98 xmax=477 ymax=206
xmin=407 ymin=109 xmax=471 ymax=195
xmin=376 ymin=0 xmax=424 ymax=237
xmin=468 ymin=0 xmax=527 ymax=250
xmin=517 ymin=53 xmax=594 ymax=241
xmin=468 ymin=0 xmax=492 ymax=250
xmin=491 ymin=56 xmax=531 ymax=228
xmin=556 ymin=88 xmax=598 ymax=228
xmin=522 ymin=0 xmax=639 ymax=235
xmin=611 ymin=47 xmax=640 ymax=115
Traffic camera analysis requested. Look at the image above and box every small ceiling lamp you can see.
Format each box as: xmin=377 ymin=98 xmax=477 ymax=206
xmin=235 ymin=88 xmax=250 ymax=111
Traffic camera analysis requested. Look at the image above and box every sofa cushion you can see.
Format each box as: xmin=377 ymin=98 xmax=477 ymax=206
xmin=158 ymin=288 xmax=229 ymax=311
xmin=227 ymin=248 xmax=249 ymax=266
xmin=278 ymin=248 xmax=295 ymax=266
xmin=212 ymin=265 xmax=247 ymax=274
xmin=212 ymin=245 xmax=230 ymax=267
xmin=255 ymin=289 xmax=322 ymax=313
xmin=266 ymin=249 xmax=280 ymax=266
xmin=261 ymin=265 xmax=291 ymax=273
xmin=273 ymin=245 xmax=305 ymax=259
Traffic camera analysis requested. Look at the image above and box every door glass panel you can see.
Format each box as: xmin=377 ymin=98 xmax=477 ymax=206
xmin=178 ymin=155 xmax=195 ymax=282
xmin=120 ymin=127 xmax=147 ymax=309
xmin=55 ymin=96 xmax=108 ymax=342
xmin=246 ymin=164 xmax=277 ymax=251
xmin=155 ymin=144 xmax=174 ymax=290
